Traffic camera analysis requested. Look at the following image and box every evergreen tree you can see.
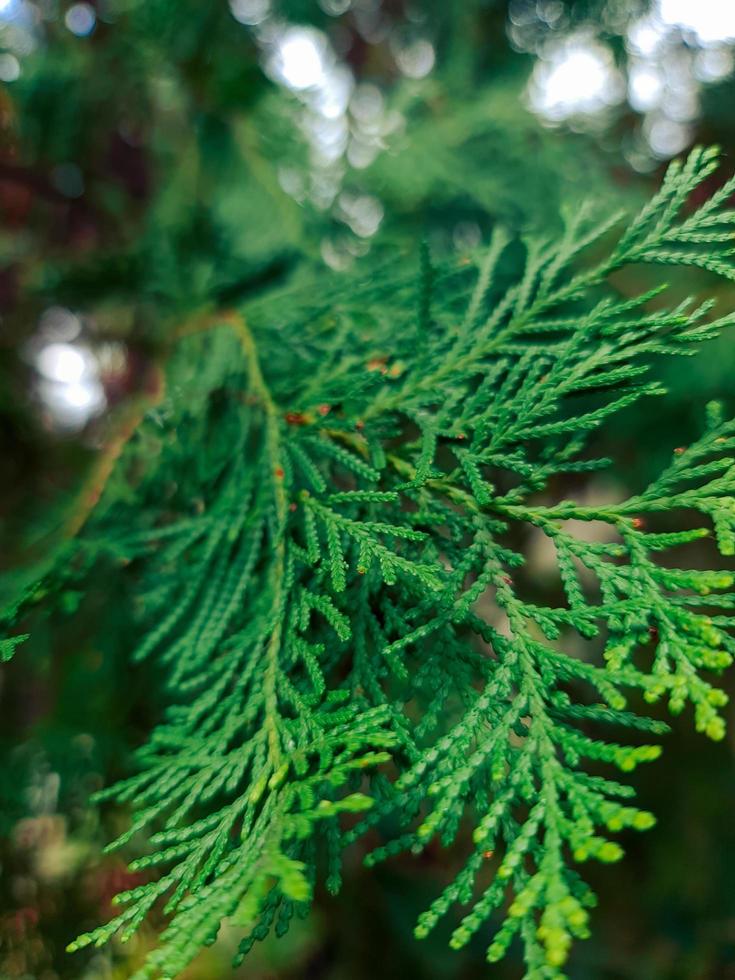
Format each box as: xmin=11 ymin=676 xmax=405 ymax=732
xmin=4 ymin=3 xmax=735 ymax=979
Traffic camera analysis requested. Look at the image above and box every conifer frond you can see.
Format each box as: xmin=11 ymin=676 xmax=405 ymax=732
xmin=5 ymin=146 xmax=735 ymax=978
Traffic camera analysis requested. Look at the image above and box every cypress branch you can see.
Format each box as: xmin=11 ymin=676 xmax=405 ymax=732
xmin=5 ymin=146 xmax=735 ymax=978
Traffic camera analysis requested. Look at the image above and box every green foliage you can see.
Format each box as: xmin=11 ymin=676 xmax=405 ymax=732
xmin=6 ymin=146 xmax=735 ymax=978
xmin=0 ymin=633 xmax=28 ymax=662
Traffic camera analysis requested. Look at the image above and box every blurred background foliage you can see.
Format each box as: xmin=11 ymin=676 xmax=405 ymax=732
xmin=2 ymin=0 xmax=735 ymax=977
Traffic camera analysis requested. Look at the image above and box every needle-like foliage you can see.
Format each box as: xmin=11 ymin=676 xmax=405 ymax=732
xmin=5 ymin=145 xmax=735 ymax=978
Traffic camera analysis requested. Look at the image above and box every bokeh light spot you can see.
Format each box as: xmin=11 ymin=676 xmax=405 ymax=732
xmin=64 ymin=2 xmax=96 ymax=37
